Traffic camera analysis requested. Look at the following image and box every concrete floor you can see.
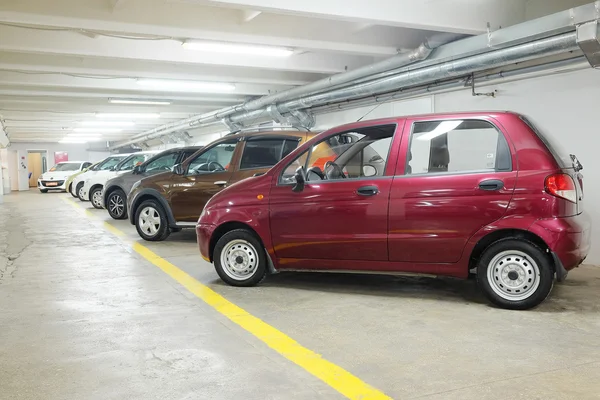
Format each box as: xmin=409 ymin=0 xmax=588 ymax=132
xmin=2 ymin=191 xmax=600 ymax=400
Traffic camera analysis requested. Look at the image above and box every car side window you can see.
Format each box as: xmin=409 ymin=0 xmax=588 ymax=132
xmin=407 ymin=119 xmax=511 ymax=175
xmin=187 ymin=140 xmax=237 ymax=174
xmin=240 ymin=139 xmax=300 ymax=170
xmin=280 ymin=124 xmax=396 ymax=184
xmin=117 ymin=155 xmax=147 ymax=171
xmin=144 ymin=152 xmax=179 ymax=172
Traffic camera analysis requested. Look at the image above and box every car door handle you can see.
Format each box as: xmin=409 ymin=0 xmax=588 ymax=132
xmin=357 ymin=185 xmax=379 ymax=196
xmin=478 ymin=179 xmax=504 ymax=191
xmin=214 ymin=181 xmax=227 ymax=187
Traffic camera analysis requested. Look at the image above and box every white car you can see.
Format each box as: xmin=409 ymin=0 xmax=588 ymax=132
xmin=71 ymin=154 xmax=130 ymax=200
xmin=38 ymin=161 xmax=92 ymax=193
xmin=82 ymin=151 xmax=159 ymax=209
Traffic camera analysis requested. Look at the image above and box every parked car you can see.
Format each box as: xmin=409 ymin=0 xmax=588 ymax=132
xmin=82 ymin=151 xmax=159 ymax=208
xmin=38 ymin=161 xmax=92 ymax=193
xmin=128 ymin=129 xmax=316 ymax=241
xmin=196 ymin=112 xmax=591 ymax=310
xmin=72 ymin=154 xmax=129 ymax=200
xmin=102 ymin=146 xmax=202 ymax=220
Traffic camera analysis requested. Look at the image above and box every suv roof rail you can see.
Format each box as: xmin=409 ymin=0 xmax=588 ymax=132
xmin=225 ymin=126 xmax=311 ymax=135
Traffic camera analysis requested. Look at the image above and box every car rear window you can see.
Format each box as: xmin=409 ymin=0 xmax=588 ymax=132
xmin=519 ymin=116 xmax=572 ymax=168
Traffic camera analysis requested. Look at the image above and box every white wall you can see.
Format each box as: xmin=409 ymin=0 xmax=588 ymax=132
xmin=6 ymin=142 xmax=110 ymax=164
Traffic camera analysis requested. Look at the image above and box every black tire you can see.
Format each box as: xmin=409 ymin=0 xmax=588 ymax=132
xmin=134 ymin=199 xmax=171 ymax=241
xmin=40 ymin=189 xmax=48 ymax=193
xmin=213 ymin=229 xmax=267 ymax=287
xmin=76 ymin=182 xmax=86 ymax=201
xmin=106 ymin=189 xmax=128 ymax=220
xmin=477 ymin=239 xmax=554 ymax=310
xmin=90 ymin=187 xmax=104 ymax=209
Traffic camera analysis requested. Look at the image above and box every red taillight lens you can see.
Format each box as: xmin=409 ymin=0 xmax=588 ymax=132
xmin=545 ymin=173 xmax=577 ymax=203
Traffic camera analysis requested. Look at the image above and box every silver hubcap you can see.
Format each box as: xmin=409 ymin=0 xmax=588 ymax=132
xmin=92 ymin=190 xmax=103 ymax=207
xmin=109 ymin=194 xmax=124 ymax=216
xmin=139 ymin=206 xmax=161 ymax=236
xmin=220 ymin=239 xmax=258 ymax=281
xmin=78 ymin=186 xmax=84 ymax=199
xmin=487 ymin=250 xmax=541 ymax=301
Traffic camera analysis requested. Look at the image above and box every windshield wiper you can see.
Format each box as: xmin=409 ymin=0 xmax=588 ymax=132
xmin=570 ymin=154 xmax=583 ymax=172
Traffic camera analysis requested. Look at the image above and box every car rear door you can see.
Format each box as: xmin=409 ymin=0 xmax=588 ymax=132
xmin=388 ymin=117 xmax=518 ymax=264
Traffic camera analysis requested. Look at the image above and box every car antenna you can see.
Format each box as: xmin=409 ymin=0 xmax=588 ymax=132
xmin=356 ymin=102 xmax=385 ymax=122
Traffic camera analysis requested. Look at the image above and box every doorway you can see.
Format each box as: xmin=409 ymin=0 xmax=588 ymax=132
xmin=27 ymin=150 xmax=48 ymax=188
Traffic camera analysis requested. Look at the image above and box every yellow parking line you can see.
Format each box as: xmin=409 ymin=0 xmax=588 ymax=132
xmin=63 ymin=197 xmax=392 ymax=400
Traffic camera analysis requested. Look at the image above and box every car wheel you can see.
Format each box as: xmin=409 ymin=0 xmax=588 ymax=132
xmin=135 ymin=199 xmax=170 ymax=241
xmin=213 ymin=229 xmax=267 ymax=287
xmin=90 ymin=187 xmax=104 ymax=209
xmin=77 ymin=183 xmax=86 ymax=201
xmin=107 ymin=189 xmax=127 ymax=220
xmin=40 ymin=189 xmax=48 ymax=193
xmin=68 ymin=184 xmax=77 ymax=197
xmin=477 ymin=239 xmax=554 ymax=310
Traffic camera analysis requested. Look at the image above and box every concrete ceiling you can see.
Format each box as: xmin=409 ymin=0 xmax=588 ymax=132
xmin=0 ymin=0 xmax=590 ymax=143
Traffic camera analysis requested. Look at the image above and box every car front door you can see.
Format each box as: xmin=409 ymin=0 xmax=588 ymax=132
xmin=169 ymin=139 xmax=240 ymax=222
xmin=269 ymin=122 xmax=401 ymax=266
xmin=388 ymin=117 xmax=518 ymax=264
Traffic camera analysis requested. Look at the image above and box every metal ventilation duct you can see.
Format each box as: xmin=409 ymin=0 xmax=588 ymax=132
xmin=578 ymin=20 xmax=600 ymax=67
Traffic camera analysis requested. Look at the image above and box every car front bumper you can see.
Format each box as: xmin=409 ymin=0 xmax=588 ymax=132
xmin=196 ymin=223 xmax=216 ymax=262
xmin=38 ymin=179 xmax=67 ymax=190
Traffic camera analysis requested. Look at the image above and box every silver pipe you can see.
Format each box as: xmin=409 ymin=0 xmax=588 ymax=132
xmin=273 ymin=33 xmax=578 ymax=114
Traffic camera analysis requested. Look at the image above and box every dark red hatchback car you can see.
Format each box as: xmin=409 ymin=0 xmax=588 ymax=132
xmin=196 ymin=112 xmax=591 ymax=310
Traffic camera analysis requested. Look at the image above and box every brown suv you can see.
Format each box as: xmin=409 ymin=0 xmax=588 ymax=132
xmin=127 ymin=129 xmax=316 ymax=241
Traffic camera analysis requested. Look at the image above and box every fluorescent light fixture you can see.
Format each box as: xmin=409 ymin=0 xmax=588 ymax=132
xmin=80 ymin=121 xmax=135 ymax=127
xmin=73 ymin=128 xmax=123 ymax=133
xmin=59 ymin=138 xmax=89 ymax=144
xmin=96 ymin=113 xmax=161 ymax=119
xmin=137 ymin=79 xmax=235 ymax=92
xmin=182 ymin=41 xmax=293 ymax=57
xmin=109 ymin=99 xmax=171 ymax=105
xmin=416 ymin=120 xmax=464 ymax=141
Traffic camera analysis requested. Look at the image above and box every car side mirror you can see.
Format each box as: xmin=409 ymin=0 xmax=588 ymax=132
xmin=292 ymin=166 xmax=307 ymax=192
xmin=173 ymin=164 xmax=185 ymax=175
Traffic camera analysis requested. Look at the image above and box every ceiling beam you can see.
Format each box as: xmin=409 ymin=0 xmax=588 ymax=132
xmin=204 ymin=0 xmax=527 ymax=34
xmin=0 ymin=24 xmax=371 ymax=74
xmin=0 ymin=6 xmax=400 ymax=57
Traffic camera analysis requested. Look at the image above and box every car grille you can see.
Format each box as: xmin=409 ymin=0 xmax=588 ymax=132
xmin=41 ymin=180 xmax=65 ymax=187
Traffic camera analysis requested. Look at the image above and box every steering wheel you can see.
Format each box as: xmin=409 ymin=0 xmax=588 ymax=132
xmin=324 ymin=161 xmax=346 ymax=180
xmin=307 ymin=166 xmax=325 ymax=180
xmin=207 ymin=161 xmax=225 ymax=172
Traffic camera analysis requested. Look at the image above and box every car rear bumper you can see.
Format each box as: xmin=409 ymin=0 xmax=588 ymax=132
xmin=529 ymin=212 xmax=591 ymax=272
xmin=196 ymin=223 xmax=216 ymax=262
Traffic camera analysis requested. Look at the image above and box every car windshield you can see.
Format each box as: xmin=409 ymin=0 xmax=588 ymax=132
xmin=50 ymin=163 xmax=80 ymax=172
xmin=95 ymin=156 xmax=125 ymax=171
xmin=116 ymin=154 xmax=151 ymax=171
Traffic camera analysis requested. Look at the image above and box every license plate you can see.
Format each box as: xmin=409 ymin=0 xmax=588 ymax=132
xmin=46 ymin=182 xmax=58 ymax=187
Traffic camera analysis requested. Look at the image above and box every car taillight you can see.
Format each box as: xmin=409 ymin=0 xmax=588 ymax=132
xmin=545 ymin=173 xmax=577 ymax=203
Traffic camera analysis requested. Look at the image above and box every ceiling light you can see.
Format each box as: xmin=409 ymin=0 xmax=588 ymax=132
xmin=182 ymin=41 xmax=293 ymax=57
xmin=416 ymin=120 xmax=464 ymax=141
xmin=80 ymin=121 xmax=135 ymax=127
xmin=73 ymin=128 xmax=123 ymax=133
xmin=96 ymin=113 xmax=161 ymax=119
xmin=59 ymin=138 xmax=89 ymax=144
xmin=136 ymin=79 xmax=235 ymax=92
xmin=109 ymin=99 xmax=172 ymax=105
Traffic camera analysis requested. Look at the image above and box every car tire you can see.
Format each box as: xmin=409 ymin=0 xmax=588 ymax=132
xmin=76 ymin=183 xmax=86 ymax=201
xmin=477 ymin=239 xmax=554 ymax=310
xmin=68 ymin=184 xmax=77 ymax=197
xmin=90 ymin=187 xmax=104 ymax=209
xmin=40 ymin=189 xmax=48 ymax=193
xmin=106 ymin=189 xmax=128 ymax=220
xmin=134 ymin=199 xmax=171 ymax=241
xmin=213 ymin=229 xmax=268 ymax=287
